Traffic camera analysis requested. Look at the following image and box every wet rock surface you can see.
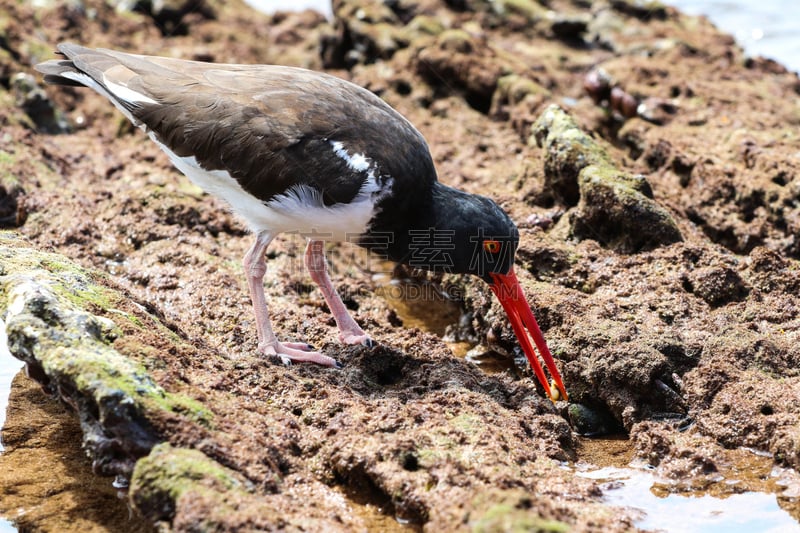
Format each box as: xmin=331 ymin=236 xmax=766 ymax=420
xmin=1 ymin=0 xmax=799 ymax=530
xmin=0 ymin=370 xmax=153 ymax=532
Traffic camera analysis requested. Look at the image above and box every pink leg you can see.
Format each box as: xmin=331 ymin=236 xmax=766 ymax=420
xmin=304 ymin=240 xmax=373 ymax=347
xmin=243 ymin=232 xmax=340 ymax=367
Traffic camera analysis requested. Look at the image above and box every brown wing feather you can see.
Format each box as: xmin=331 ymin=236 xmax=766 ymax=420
xmin=37 ymin=43 xmax=437 ymax=206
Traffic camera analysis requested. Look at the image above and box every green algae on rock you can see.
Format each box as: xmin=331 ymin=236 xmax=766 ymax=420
xmin=489 ymin=0 xmax=548 ymax=24
xmin=571 ymin=164 xmax=682 ymax=252
xmin=490 ymin=74 xmax=552 ymax=131
xmin=11 ymin=71 xmax=68 ymax=133
xmin=532 ymin=104 xmax=682 ymax=252
xmin=531 ymin=104 xmax=616 ymax=205
xmin=0 ymin=232 xmax=212 ymax=477
xmin=493 ymin=74 xmax=551 ymax=108
xmin=130 ymin=443 xmax=252 ymax=525
xmin=5 ymin=0 xmax=800 ymax=529
xmin=0 ymin=159 xmax=25 ymax=228
xmin=468 ymin=489 xmax=571 ymax=533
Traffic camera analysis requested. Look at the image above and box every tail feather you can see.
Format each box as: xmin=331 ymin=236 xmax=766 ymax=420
xmin=35 ymin=43 xmax=108 ymax=85
xmin=35 ymin=58 xmax=86 ymax=87
xmin=36 ymin=43 xmax=157 ymax=99
xmin=34 ymin=43 xmax=156 ymax=126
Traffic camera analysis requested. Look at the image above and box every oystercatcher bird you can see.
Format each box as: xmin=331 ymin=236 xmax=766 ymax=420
xmin=36 ymin=43 xmax=567 ymax=401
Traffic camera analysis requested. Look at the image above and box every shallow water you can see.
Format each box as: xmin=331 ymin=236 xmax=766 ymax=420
xmin=0 ymin=318 xmax=24 ymax=454
xmin=577 ymin=438 xmax=800 ymax=532
xmin=667 ymin=0 xmax=800 ymax=73
xmin=581 ymin=465 xmax=799 ymax=533
xmin=371 ymin=272 xmax=462 ymax=337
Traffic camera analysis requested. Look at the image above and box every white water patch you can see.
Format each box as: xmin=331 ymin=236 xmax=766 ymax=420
xmin=579 ymin=465 xmax=800 ymax=533
xmin=0 ymin=317 xmax=25 ymax=454
xmin=245 ymin=0 xmax=332 ymax=19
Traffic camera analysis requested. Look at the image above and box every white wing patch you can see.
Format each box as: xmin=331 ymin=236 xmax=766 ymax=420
xmin=330 ymin=140 xmax=371 ymax=173
xmin=59 ymin=71 xmax=142 ymax=126
xmin=103 ymin=77 xmax=157 ymax=105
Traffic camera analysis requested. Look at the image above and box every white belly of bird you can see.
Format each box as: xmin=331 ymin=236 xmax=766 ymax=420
xmin=157 ymin=140 xmax=386 ymax=242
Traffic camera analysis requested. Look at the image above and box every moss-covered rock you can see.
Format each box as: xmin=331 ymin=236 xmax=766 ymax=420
xmin=490 ymin=0 xmax=549 ymax=24
xmin=531 ymin=104 xmax=615 ymax=205
xmin=609 ymin=0 xmax=668 ymax=21
xmin=0 ymin=232 xmax=212 ymax=477
xmin=491 ymin=73 xmax=553 ymax=138
xmin=321 ymin=0 xmax=408 ymax=67
xmin=467 ymin=490 xmax=571 ymax=533
xmin=404 ymin=14 xmax=446 ymax=37
xmin=130 ymin=443 xmax=251 ymax=524
xmin=570 ymin=164 xmax=683 ymax=252
xmin=0 ymin=152 xmax=26 ymax=227
xmin=493 ymin=74 xmax=551 ymax=108
xmin=10 ymin=71 xmax=68 ymax=133
xmin=532 ymin=105 xmax=682 ymax=252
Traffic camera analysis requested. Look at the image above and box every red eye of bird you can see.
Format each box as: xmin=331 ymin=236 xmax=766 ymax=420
xmin=483 ymin=240 xmax=501 ymax=254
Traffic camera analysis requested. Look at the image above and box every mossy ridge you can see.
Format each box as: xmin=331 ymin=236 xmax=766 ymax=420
xmin=468 ymin=489 xmax=571 ymax=533
xmin=1 ymin=232 xmax=213 ymax=429
xmin=489 ymin=0 xmax=549 ymax=24
xmin=131 ymin=443 xmax=345 ymax=530
xmin=0 ymin=231 xmax=117 ymax=311
xmin=130 ymin=443 xmax=251 ymax=524
xmin=1 ymin=238 xmax=214 ymax=480
xmin=0 ymin=231 xmax=182 ymax=340
xmin=532 ymin=105 xmax=682 ymax=252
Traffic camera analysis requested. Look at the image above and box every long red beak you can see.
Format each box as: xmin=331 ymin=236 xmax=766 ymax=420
xmin=489 ymin=268 xmax=568 ymax=402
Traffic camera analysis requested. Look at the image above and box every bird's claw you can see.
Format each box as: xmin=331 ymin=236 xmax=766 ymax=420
xmin=282 ymin=341 xmax=315 ymax=351
xmin=279 ymin=353 xmax=343 ymax=368
xmin=259 ymin=341 xmax=339 ymax=367
xmin=339 ymin=331 xmax=374 ymax=348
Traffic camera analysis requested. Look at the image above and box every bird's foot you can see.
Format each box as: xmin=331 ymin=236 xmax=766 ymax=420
xmin=282 ymin=341 xmax=316 ymax=351
xmin=260 ymin=341 xmax=342 ymax=369
xmin=338 ymin=329 xmax=374 ymax=348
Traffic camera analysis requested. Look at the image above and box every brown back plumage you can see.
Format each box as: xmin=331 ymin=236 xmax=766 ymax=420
xmin=36 ymin=43 xmax=436 ymax=207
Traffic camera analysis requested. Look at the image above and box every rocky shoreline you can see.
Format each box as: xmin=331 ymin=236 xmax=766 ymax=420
xmin=1 ymin=0 xmax=799 ymax=530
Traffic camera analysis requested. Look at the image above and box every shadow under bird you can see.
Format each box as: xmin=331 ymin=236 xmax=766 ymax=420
xmin=36 ymin=43 xmax=567 ymax=401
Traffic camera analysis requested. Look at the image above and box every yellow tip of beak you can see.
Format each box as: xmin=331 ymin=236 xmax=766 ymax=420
xmin=549 ymin=380 xmax=567 ymax=402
